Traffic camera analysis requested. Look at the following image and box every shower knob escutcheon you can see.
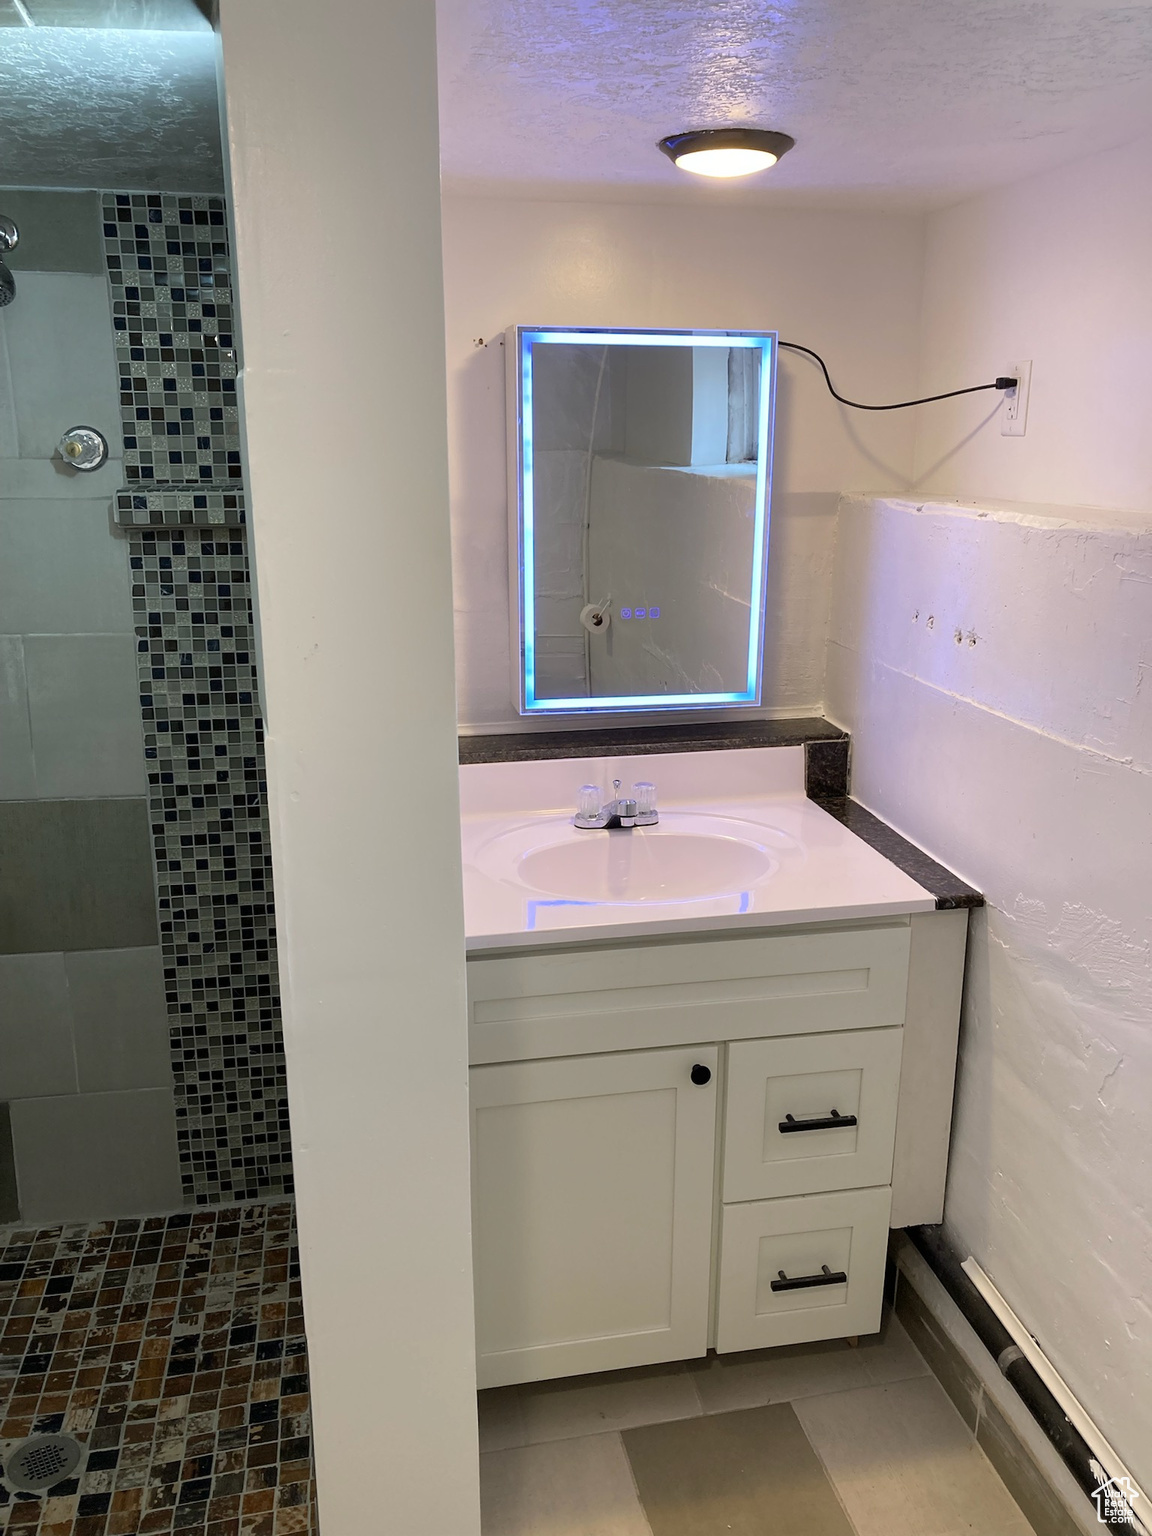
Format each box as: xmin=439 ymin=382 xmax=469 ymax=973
xmin=0 ymin=215 xmax=17 ymax=307
xmin=58 ymin=426 xmax=109 ymax=473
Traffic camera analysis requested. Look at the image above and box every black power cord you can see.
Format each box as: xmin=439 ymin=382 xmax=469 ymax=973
xmin=779 ymin=341 xmax=1017 ymax=411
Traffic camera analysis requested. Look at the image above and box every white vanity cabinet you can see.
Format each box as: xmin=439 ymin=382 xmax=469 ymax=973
xmin=467 ymin=910 xmax=967 ymax=1389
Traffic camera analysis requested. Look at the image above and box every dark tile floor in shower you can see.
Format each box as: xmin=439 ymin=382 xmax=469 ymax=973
xmin=0 ymin=1202 xmax=316 ymax=1535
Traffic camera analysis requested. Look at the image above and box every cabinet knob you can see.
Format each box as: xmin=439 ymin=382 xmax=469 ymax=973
xmin=690 ymin=1063 xmax=712 ymax=1086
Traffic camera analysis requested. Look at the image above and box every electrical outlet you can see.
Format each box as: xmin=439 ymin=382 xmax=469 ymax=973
xmin=1001 ymin=359 xmax=1032 ymax=437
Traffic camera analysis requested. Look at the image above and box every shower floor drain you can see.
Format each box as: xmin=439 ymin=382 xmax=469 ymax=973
xmin=3 ymin=1433 xmax=84 ymax=1492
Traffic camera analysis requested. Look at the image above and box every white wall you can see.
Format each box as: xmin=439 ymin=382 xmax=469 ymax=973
xmin=835 ymin=135 xmax=1152 ymax=1486
xmin=827 ymin=494 xmax=1152 ymax=1489
xmin=911 ymin=131 xmax=1152 ymax=512
xmin=827 ymin=132 xmax=1152 ymax=1488
xmin=219 ymin=4 xmax=481 ymax=1533
xmin=442 ymin=196 xmax=925 ymax=725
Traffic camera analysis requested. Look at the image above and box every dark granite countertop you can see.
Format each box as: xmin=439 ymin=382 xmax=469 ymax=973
xmin=459 ymin=715 xmax=845 ymax=764
xmin=813 ymin=798 xmax=983 ymax=910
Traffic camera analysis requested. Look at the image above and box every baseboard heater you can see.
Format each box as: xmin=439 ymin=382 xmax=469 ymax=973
xmin=908 ymin=1225 xmax=1146 ymax=1536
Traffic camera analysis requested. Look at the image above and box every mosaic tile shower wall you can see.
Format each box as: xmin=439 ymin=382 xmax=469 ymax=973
xmin=103 ymin=193 xmax=240 ymax=496
xmin=102 ymin=193 xmax=292 ymax=1205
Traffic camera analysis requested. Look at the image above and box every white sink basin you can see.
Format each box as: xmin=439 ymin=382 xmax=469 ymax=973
xmin=517 ymin=830 xmax=775 ymax=903
xmin=474 ymin=812 xmax=792 ymax=906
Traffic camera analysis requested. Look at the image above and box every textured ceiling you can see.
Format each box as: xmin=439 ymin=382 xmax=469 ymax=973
xmin=436 ymin=0 xmax=1152 ymax=205
xmin=3 ymin=1 xmax=1150 ymax=203
xmin=0 ymin=10 xmax=221 ymax=192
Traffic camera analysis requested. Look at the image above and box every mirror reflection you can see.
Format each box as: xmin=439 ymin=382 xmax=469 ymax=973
xmin=513 ymin=328 xmax=776 ymax=713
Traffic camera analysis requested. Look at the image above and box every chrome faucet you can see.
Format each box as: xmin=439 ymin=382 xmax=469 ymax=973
xmin=573 ymin=779 xmax=658 ymax=830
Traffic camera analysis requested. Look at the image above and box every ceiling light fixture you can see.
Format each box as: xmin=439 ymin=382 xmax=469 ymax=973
xmin=657 ymin=128 xmax=795 ymax=179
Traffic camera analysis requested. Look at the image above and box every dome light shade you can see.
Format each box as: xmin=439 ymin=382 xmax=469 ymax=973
xmin=657 ymin=128 xmax=796 ymax=178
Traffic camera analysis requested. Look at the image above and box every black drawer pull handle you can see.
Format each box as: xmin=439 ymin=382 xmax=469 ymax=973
xmin=770 ymin=1264 xmax=849 ymax=1292
xmin=779 ymin=1109 xmax=858 ymax=1134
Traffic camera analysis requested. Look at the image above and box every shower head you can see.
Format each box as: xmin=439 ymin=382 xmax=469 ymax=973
xmin=0 ymin=216 xmax=18 ymax=307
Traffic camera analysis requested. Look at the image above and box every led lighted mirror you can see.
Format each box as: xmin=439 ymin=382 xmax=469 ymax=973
xmin=508 ymin=326 xmax=777 ymax=715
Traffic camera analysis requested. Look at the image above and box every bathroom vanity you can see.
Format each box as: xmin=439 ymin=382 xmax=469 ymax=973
xmin=460 ymin=745 xmax=970 ymax=1389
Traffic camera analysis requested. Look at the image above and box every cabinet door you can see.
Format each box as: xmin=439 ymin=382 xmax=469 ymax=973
xmin=724 ymin=1029 xmax=903 ymax=1200
xmin=471 ymin=1045 xmax=718 ymax=1388
xmin=716 ymin=1186 xmax=891 ymax=1353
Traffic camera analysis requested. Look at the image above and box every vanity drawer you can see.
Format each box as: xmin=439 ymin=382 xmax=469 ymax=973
xmin=723 ymin=1028 xmax=903 ymax=1201
xmin=467 ymin=924 xmax=911 ymax=1064
xmin=715 ymin=1185 xmax=891 ymax=1353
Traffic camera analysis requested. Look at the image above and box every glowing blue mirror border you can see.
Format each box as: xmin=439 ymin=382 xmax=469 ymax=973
xmin=517 ymin=327 xmax=777 ymax=714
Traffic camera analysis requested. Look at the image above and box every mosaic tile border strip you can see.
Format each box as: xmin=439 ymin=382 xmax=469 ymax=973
xmin=115 ymin=488 xmax=247 ymax=531
xmin=101 ymin=190 xmax=292 ymax=1206
xmin=0 ymin=1202 xmax=317 ymax=1535
xmin=130 ymin=528 xmax=291 ymax=1206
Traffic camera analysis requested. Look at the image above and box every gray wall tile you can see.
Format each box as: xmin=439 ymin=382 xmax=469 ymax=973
xmin=0 ymin=455 xmax=123 ymax=501
xmin=0 ymin=499 xmax=132 ymax=634
xmin=67 ymin=946 xmax=171 ymax=1093
xmin=0 ymin=797 xmax=157 ymax=954
xmin=0 ymin=636 xmax=36 ymax=798
xmin=2 ymin=272 xmax=120 ymax=460
xmin=24 ymin=634 xmax=145 ymax=797
xmin=0 ymin=1103 xmax=17 ymax=1222
xmin=0 ymin=320 xmax=16 ymax=459
xmin=0 ymin=951 xmax=77 ymax=1098
xmin=0 ymin=189 xmax=103 ymax=274
xmin=9 ymin=1086 xmax=183 ymax=1221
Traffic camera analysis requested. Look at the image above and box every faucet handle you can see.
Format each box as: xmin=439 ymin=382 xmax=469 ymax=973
xmin=577 ymin=784 xmax=601 ymax=819
xmin=633 ymin=781 xmax=656 ymax=817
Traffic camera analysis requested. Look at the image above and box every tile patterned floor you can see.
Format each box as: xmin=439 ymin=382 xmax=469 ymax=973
xmin=0 ymin=1203 xmax=316 ymax=1536
xmin=479 ymin=1313 xmax=1037 ymax=1536
xmin=1 ymin=1216 xmax=1038 ymax=1536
